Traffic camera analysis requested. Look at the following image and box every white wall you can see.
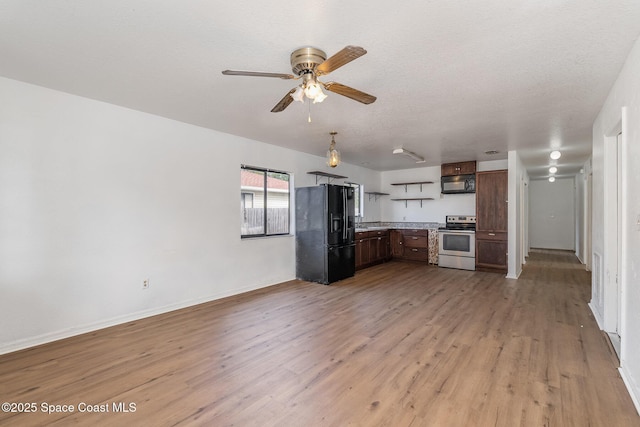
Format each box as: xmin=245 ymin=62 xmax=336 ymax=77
xmin=529 ymin=177 xmax=575 ymax=250
xmin=0 ymin=76 xmax=381 ymax=354
xmin=507 ymin=150 xmax=528 ymax=279
xmin=591 ymin=35 xmax=640 ymax=413
xmin=379 ymin=160 xmax=508 ymax=223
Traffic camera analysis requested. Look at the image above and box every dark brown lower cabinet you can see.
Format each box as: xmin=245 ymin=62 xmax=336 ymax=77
xmin=355 ymin=230 xmax=390 ymax=270
xmin=357 ymin=228 xmax=431 ymax=270
xmin=476 ymin=239 xmax=507 ymax=271
xmin=390 ymin=229 xmax=429 ymax=263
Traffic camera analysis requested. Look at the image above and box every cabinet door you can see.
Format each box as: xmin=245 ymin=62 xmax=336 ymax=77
xmin=355 ymin=237 xmax=370 ymax=269
xmin=380 ymin=235 xmax=390 ymax=260
xmin=441 ymin=163 xmax=457 ymax=176
xmin=458 ymin=161 xmax=477 ymax=174
xmin=370 ymin=237 xmax=381 ymax=262
xmin=390 ymin=230 xmax=404 ymax=257
xmin=372 ymin=235 xmax=390 ymax=262
xmin=476 ymin=170 xmax=508 ymax=232
xmin=476 ymin=239 xmax=507 ymax=270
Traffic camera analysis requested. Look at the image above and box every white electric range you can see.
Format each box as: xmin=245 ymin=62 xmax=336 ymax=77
xmin=438 ymin=215 xmax=476 ymax=271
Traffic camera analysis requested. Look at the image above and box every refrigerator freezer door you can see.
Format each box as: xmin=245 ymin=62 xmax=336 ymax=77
xmin=327 ymin=244 xmax=356 ymax=283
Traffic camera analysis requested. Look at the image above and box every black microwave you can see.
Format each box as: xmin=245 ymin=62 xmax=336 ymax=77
xmin=441 ymin=174 xmax=476 ymax=194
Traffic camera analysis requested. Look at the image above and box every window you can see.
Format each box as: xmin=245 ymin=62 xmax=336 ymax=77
xmin=241 ymin=192 xmax=254 ymax=209
xmin=241 ymin=165 xmax=290 ymax=237
xmin=346 ymin=182 xmax=364 ymax=217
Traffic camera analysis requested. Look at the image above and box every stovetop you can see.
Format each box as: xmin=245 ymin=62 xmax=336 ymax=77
xmin=440 ymin=215 xmax=476 ymax=231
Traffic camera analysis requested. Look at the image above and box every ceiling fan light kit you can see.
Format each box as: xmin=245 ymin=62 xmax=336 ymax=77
xmin=393 ymin=148 xmax=426 ymax=163
xmin=222 ymin=45 xmax=376 ymax=113
xmin=294 ymin=74 xmax=327 ymax=104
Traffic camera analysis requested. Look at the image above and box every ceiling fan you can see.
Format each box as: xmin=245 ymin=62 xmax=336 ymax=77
xmin=222 ymin=46 xmax=377 ymax=112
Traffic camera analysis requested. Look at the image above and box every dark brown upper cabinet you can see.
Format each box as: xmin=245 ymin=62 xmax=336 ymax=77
xmin=441 ymin=161 xmax=477 ymax=177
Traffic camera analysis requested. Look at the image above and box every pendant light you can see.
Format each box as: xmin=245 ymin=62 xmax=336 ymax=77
xmin=326 ymin=131 xmax=340 ymax=168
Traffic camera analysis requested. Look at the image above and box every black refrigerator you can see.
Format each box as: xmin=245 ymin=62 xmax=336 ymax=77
xmin=295 ymin=184 xmax=356 ymax=285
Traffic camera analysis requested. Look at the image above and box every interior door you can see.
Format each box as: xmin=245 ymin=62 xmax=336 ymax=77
xmin=615 ymin=132 xmax=622 ymax=342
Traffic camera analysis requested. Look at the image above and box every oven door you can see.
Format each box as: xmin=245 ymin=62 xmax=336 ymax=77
xmin=438 ymin=230 xmax=476 ymax=257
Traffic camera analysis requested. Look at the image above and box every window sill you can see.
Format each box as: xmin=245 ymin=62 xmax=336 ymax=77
xmin=241 ymin=234 xmax=294 ymax=240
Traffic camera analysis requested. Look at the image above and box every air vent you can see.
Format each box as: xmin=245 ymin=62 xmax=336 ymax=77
xmin=484 ymin=150 xmax=499 ymax=155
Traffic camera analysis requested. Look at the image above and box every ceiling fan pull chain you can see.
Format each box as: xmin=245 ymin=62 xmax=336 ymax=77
xmin=308 ymin=98 xmax=312 ymax=123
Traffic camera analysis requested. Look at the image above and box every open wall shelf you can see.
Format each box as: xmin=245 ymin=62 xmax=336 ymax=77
xmin=391 ymin=197 xmax=435 ymax=207
xmin=307 ymin=171 xmax=348 ymax=184
xmin=390 ymin=181 xmax=434 ymax=192
xmin=365 ymin=191 xmax=389 ymax=201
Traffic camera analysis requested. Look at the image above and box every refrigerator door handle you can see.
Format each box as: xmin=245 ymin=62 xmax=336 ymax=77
xmin=343 ymin=189 xmax=347 ymax=241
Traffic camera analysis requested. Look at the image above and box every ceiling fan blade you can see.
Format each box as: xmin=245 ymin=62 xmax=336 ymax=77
xmin=323 ymin=82 xmax=377 ymax=104
xmin=315 ymin=46 xmax=367 ymax=76
xmin=271 ymin=88 xmax=297 ymax=112
xmin=222 ymin=70 xmax=295 ymax=80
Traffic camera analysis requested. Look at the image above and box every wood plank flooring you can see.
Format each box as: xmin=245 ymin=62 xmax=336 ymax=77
xmin=1 ymin=249 xmax=638 ymax=426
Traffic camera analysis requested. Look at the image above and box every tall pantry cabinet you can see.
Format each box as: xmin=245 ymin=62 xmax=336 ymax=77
xmin=475 ymin=170 xmax=508 ymax=273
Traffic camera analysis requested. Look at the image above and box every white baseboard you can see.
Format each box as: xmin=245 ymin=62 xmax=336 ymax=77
xmin=506 ymin=268 xmax=521 ymax=280
xmin=619 ymin=365 xmax=640 ymax=416
xmin=0 ymin=281 xmax=276 ymax=355
xmin=588 ymin=301 xmax=604 ymax=330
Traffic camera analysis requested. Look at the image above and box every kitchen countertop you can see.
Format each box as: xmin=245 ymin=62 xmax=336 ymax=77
xmin=355 ymin=222 xmax=442 ymax=233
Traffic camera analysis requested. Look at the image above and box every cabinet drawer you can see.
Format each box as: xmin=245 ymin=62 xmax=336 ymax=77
xmin=476 ymin=231 xmax=507 ymax=241
xmin=402 ymin=229 xmax=429 ymax=237
xmin=403 ymin=247 xmax=429 ymax=261
xmin=404 ymin=235 xmax=429 ymax=248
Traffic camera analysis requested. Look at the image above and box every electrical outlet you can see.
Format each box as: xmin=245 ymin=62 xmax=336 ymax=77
xmin=143 ymin=279 xmax=149 ymax=289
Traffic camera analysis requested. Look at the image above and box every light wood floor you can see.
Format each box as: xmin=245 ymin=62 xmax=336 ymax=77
xmin=1 ymin=250 xmax=638 ymax=426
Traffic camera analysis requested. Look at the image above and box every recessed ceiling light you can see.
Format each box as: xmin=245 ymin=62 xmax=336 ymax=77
xmin=549 ymin=166 xmax=558 ymax=174
xmin=550 ymin=150 xmax=561 ymax=160
xmin=549 ymin=176 xmax=556 ymax=182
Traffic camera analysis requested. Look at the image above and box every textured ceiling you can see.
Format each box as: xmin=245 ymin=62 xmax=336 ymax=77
xmin=1 ymin=1 xmax=639 ymax=177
